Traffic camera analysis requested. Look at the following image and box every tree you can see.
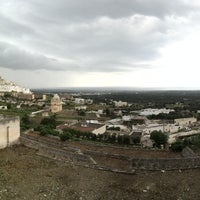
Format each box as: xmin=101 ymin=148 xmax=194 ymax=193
xmin=7 ymin=103 xmax=11 ymax=109
xmin=77 ymin=110 xmax=85 ymax=116
xmin=20 ymin=114 xmax=31 ymax=130
xmin=40 ymin=114 xmax=56 ymax=129
xmin=150 ymin=130 xmax=168 ymax=148
xmin=21 ymin=113 xmax=30 ymax=125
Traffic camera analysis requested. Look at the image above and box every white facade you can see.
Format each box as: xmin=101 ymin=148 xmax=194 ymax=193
xmin=85 ymin=99 xmax=93 ymax=104
xmin=132 ymin=123 xmax=182 ymax=135
xmin=0 ymin=106 xmax=7 ymax=110
xmin=174 ymin=117 xmax=197 ymax=127
xmin=51 ymin=94 xmax=62 ymax=113
xmin=139 ymin=108 xmax=174 ymax=116
xmin=0 ymin=115 xmax=20 ymax=149
xmin=141 ymin=124 xmax=164 ymax=134
xmin=114 ymin=101 xmax=128 ymax=107
xmin=75 ymin=106 xmax=87 ymax=110
xmin=92 ymin=125 xmax=106 ymax=135
xmin=168 ymin=130 xmax=200 ymax=144
xmin=74 ymin=98 xmax=85 ymax=105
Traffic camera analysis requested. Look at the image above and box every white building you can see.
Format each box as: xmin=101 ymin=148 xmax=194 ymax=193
xmin=132 ymin=123 xmax=182 ymax=135
xmin=139 ymin=108 xmax=174 ymax=116
xmin=174 ymin=117 xmax=197 ymax=127
xmin=74 ymin=98 xmax=85 ymax=105
xmin=114 ymin=100 xmax=128 ymax=107
xmin=85 ymin=99 xmax=93 ymax=104
xmin=0 ymin=106 xmax=7 ymax=110
xmin=75 ymin=106 xmax=87 ymax=110
xmin=0 ymin=115 xmax=20 ymax=149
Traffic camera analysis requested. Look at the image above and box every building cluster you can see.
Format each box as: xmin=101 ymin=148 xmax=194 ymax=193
xmin=48 ymin=94 xmax=199 ymax=147
xmin=51 ymin=93 xmax=199 ymax=147
xmin=0 ymin=76 xmax=31 ymax=94
xmin=1 ymin=76 xmax=200 ymax=150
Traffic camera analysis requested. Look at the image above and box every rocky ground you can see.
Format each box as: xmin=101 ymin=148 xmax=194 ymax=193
xmin=0 ymin=145 xmax=200 ymax=200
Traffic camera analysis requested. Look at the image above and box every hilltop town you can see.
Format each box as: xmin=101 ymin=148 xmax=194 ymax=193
xmin=1 ymin=76 xmax=200 ymax=151
xmin=2 ymin=77 xmax=200 ymax=199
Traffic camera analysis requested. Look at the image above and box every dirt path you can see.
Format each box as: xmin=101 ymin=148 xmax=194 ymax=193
xmin=0 ymin=146 xmax=200 ymax=200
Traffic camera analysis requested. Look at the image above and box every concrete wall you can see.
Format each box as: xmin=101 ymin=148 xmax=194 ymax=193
xmin=92 ymin=125 xmax=106 ymax=135
xmin=0 ymin=115 xmax=20 ymax=149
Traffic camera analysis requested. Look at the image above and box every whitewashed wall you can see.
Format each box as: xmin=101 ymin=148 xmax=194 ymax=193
xmin=0 ymin=116 xmax=20 ymax=149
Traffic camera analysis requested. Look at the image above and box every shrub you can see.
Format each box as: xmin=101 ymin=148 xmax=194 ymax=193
xmin=171 ymin=140 xmax=186 ymax=152
xmin=59 ymin=132 xmax=73 ymax=141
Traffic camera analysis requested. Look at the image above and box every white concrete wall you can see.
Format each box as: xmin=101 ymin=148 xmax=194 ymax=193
xmin=92 ymin=125 xmax=106 ymax=135
xmin=0 ymin=116 xmax=20 ymax=149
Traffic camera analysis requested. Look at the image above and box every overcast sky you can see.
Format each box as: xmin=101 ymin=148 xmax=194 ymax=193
xmin=0 ymin=0 xmax=200 ymax=89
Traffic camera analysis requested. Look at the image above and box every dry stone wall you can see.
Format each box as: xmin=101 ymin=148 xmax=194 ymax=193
xmin=20 ymin=134 xmax=200 ymax=172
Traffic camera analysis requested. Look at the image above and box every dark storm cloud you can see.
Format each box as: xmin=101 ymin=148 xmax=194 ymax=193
xmin=0 ymin=0 xmax=199 ymax=72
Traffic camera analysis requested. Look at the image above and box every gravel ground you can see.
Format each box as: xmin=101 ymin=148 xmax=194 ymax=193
xmin=0 ymin=145 xmax=200 ymax=200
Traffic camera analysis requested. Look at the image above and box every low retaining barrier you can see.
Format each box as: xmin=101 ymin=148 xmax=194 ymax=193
xmin=20 ymin=134 xmax=200 ymax=172
xmin=131 ymin=157 xmax=200 ymax=170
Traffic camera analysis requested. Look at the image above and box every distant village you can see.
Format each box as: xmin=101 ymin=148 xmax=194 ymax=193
xmin=1 ymin=76 xmax=200 ymax=151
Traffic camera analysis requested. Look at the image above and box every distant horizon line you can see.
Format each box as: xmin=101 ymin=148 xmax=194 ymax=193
xmin=31 ymin=86 xmax=200 ymax=91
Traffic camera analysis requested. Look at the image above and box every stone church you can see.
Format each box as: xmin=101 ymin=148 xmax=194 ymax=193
xmin=50 ymin=94 xmax=62 ymax=113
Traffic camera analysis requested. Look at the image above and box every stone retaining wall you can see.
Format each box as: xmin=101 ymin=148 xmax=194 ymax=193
xmin=20 ymin=134 xmax=200 ymax=172
xmin=131 ymin=157 xmax=200 ymax=170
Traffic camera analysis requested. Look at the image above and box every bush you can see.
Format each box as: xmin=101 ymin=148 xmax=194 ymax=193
xmin=36 ymin=125 xmax=59 ymax=136
xmin=132 ymin=136 xmax=141 ymax=144
xmin=171 ymin=140 xmax=186 ymax=152
xmin=39 ymin=127 xmax=49 ymax=136
xmin=59 ymin=132 xmax=73 ymax=141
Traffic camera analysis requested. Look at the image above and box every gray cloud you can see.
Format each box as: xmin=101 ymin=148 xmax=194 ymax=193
xmin=0 ymin=41 xmax=80 ymax=71
xmin=27 ymin=0 xmax=196 ymax=22
xmin=0 ymin=0 xmax=199 ymax=74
